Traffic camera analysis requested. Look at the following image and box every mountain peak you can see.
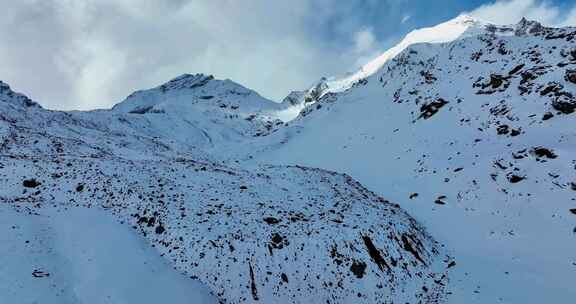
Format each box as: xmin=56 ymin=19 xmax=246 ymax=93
xmin=447 ymin=13 xmax=483 ymax=26
xmin=111 ymin=73 xmax=282 ymax=119
xmin=0 ymin=80 xmax=40 ymax=108
xmin=515 ymin=17 xmax=545 ymax=36
xmin=292 ymin=14 xmax=488 ymax=102
xmin=158 ymin=73 xmax=215 ymax=92
xmin=293 ymin=14 xmax=565 ymax=105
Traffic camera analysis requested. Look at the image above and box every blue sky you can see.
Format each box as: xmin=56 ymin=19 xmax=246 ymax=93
xmin=309 ymin=0 xmax=576 ymax=57
xmin=1 ymin=0 xmax=576 ymax=110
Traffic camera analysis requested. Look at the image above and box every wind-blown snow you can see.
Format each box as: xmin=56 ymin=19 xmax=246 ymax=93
xmin=281 ymin=14 xmax=515 ymax=110
xmin=325 ymin=15 xmax=487 ymax=94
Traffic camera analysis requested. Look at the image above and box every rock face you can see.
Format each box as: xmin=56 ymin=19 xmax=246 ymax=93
xmin=0 ymin=76 xmax=448 ymax=302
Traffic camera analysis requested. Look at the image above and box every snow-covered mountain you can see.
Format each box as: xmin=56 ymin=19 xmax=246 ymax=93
xmin=280 ymin=15 xmax=491 ymax=109
xmin=257 ymin=15 xmax=576 ymax=303
xmin=111 ymin=73 xmax=286 ymax=143
xmin=0 ymin=77 xmax=450 ymax=302
xmin=2 ymin=13 xmax=575 ymax=304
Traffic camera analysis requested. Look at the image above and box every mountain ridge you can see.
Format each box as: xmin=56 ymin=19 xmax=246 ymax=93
xmin=2 ymin=14 xmax=576 ymax=304
xmin=0 ymin=34 xmax=451 ymax=304
xmin=256 ymin=14 xmax=576 ymax=303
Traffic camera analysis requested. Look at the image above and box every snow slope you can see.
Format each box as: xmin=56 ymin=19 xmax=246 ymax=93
xmin=0 ymin=73 xmax=285 ymax=161
xmin=0 ymin=78 xmax=450 ymax=303
xmin=0 ymin=205 xmax=217 ymax=304
xmin=257 ymin=16 xmax=576 ymax=303
xmin=3 ymin=13 xmax=576 ymax=304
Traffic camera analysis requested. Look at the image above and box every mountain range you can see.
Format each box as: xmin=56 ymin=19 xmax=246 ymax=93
xmin=1 ymin=14 xmax=575 ymax=304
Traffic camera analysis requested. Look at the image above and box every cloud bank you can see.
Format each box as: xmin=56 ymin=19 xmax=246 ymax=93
xmin=0 ymin=0 xmax=388 ymax=109
xmin=469 ymin=0 xmax=576 ymax=26
xmin=1 ymin=0 xmax=575 ymax=110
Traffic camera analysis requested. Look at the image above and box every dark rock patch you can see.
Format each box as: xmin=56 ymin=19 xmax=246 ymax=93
xmin=137 ymin=216 xmax=148 ymax=225
xmin=350 ymin=260 xmax=367 ymax=279
xmin=330 ymin=245 xmax=344 ymax=266
xmin=490 ymin=104 xmax=510 ymax=116
xmin=542 ymin=112 xmax=554 ymax=120
xmin=565 ymin=70 xmax=576 ymax=84
xmin=361 ymin=235 xmax=390 ymax=273
xmin=32 ymin=270 xmax=50 ymax=278
xmin=147 ymin=217 xmax=156 ymax=227
xmin=249 ymin=263 xmax=259 ymax=301
xmin=268 ymin=233 xmax=288 ymax=255
xmin=508 ymin=64 xmax=525 ymax=75
xmin=263 ymin=217 xmax=281 ymax=225
xmin=281 ymin=273 xmax=289 ymax=283
xmin=420 ymin=70 xmax=437 ymax=84
xmin=435 ymin=195 xmax=447 ymax=205
xmin=487 ymin=74 xmax=504 ymax=89
xmin=552 ymin=95 xmax=576 ymax=114
xmin=475 ymin=74 xmax=510 ymax=94
xmin=419 ymin=98 xmax=449 ymax=120
xmin=508 ymin=174 xmax=526 ymax=183
xmin=510 ymin=128 xmax=521 ymax=137
xmin=434 ymin=199 xmax=446 ymax=205
xmin=22 ymin=179 xmax=41 ymax=188
xmin=497 ymin=125 xmax=510 ymax=135
xmin=540 ymin=82 xmax=563 ymax=96
xmin=128 ymin=106 xmax=154 ymax=114
xmin=401 ymin=234 xmax=426 ymax=265
xmin=155 ymin=224 xmax=165 ymax=234
xmin=496 ymin=125 xmax=521 ymax=137
xmin=532 ymin=147 xmax=557 ymax=159
xmin=271 ymin=233 xmax=283 ymax=245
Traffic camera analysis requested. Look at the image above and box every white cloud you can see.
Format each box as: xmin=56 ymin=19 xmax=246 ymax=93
xmin=560 ymin=7 xmax=576 ymax=26
xmin=0 ymin=0 xmax=377 ymax=110
xmin=353 ymin=28 xmax=377 ymax=54
xmin=469 ymin=0 xmax=576 ymax=26
xmin=401 ymin=15 xmax=411 ymax=24
xmin=349 ymin=28 xmax=386 ymax=71
xmin=3 ymin=0 xmax=575 ymax=111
